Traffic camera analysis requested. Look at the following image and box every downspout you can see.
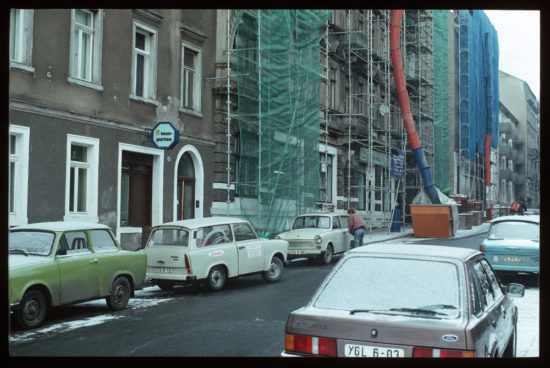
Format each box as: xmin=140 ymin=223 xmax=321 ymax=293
xmin=390 ymin=10 xmax=441 ymax=204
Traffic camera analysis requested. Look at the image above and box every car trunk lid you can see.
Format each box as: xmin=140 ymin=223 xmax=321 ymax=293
xmin=286 ymin=308 xmax=469 ymax=357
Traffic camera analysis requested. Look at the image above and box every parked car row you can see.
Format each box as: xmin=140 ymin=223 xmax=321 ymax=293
xmin=9 ymin=213 xmax=533 ymax=358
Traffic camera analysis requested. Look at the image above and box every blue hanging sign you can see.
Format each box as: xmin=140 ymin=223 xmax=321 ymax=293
xmin=390 ymin=148 xmax=404 ymax=180
xmin=151 ymin=122 xmax=180 ymax=150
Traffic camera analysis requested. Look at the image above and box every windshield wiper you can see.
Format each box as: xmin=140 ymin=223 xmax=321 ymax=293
xmin=419 ymin=304 xmax=457 ymax=310
xmin=389 ymin=307 xmax=448 ymax=316
xmin=10 ymin=249 xmax=29 ymax=256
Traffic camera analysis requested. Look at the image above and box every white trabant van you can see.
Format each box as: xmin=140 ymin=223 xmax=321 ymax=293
xmin=145 ymin=217 xmax=288 ymax=291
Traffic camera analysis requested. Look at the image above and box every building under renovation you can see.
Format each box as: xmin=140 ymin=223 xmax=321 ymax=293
xmin=209 ymin=9 xmax=500 ymax=237
xmin=8 ymin=9 xmax=506 ymax=247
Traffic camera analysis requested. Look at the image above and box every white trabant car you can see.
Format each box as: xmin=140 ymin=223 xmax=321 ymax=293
xmin=275 ymin=213 xmax=353 ymax=264
xmin=145 ymin=217 xmax=288 ymax=291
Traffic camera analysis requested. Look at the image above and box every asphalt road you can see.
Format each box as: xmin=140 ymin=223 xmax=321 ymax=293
xmin=9 ymin=258 xmax=334 ymax=357
xmin=9 ymin=231 xmax=538 ymax=357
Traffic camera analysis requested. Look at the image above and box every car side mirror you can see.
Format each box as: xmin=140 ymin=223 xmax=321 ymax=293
xmin=56 ymin=249 xmax=67 ymax=256
xmin=506 ymin=283 xmax=525 ymax=298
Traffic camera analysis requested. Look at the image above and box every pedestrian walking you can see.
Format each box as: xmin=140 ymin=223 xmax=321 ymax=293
xmin=347 ymin=208 xmax=366 ymax=248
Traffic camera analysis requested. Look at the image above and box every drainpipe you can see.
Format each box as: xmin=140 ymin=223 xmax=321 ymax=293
xmin=390 ymin=10 xmax=441 ymax=204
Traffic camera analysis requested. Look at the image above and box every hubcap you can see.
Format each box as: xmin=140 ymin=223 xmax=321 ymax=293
xmin=24 ymin=299 xmax=41 ymax=321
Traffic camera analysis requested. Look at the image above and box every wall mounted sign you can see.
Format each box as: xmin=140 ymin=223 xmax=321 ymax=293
xmin=151 ymin=122 xmax=179 ymax=150
xmin=390 ymin=148 xmax=405 ymax=180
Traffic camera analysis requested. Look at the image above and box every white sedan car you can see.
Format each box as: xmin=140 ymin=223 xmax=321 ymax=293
xmin=276 ymin=214 xmax=353 ymax=264
xmin=145 ymin=217 xmax=288 ymax=291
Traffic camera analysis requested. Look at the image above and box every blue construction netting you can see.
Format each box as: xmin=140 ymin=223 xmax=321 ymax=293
xmin=458 ymin=10 xmax=500 ymax=160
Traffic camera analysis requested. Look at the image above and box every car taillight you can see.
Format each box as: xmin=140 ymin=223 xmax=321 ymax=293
xmin=413 ymin=347 xmax=475 ymax=358
xmin=285 ymin=333 xmax=336 ymax=357
xmin=479 ymin=244 xmax=484 ymax=253
xmin=184 ymin=254 xmax=192 ymax=274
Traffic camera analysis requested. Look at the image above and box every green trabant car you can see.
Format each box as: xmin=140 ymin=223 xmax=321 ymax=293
xmin=9 ymin=221 xmax=147 ymax=329
xmin=145 ymin=217 xmax=288 ymax=291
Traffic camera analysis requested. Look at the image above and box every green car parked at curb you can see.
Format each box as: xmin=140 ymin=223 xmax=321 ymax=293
xmin=9 ymin=221 xmax=147 ymax=330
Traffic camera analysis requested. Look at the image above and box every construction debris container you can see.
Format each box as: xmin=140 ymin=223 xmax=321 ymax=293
xmin=411 ymin=205 xmax=454 ymax=238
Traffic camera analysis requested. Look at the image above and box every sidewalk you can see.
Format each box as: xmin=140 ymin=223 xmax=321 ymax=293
xmin=362 ymin=221 xmax=490 ymax=245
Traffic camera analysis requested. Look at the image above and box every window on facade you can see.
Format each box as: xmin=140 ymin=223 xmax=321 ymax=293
xmin=320 ymin=153 xmax=333 ymax=203
xmin=236 ymin=132 xmax=259 ymax=198
xmin=9 ymin=135 xmax=17 ymax=214
xmin=358 ymin=163 xmax=366 ymax=210
xmin=181 ymin=43 xmax=202 ymax=113
xmin=329 ymin=68 xmax=336 ymax=109
xmin=69 ymin=9 xmax=103 ymax=88
xmin=65 ymin=136 xmax=99 ymax=222
xmin=71 ymin=10 xmax=94 ymax=81
xmin=10 ymin=9 xmax=34 ymax=70
xmin=69 ymin=145 xmax=89 ymax=213
xmin=9 ymin=126 xmax=30 ymax=226
xmin=132 ymin=22 xmax=157 ymax=100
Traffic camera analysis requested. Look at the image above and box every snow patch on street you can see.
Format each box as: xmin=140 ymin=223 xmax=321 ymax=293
xmin=9 ymin=287 xmax=171 ymax=343
xmin=515 ymin=287 xmax=539 ymax=357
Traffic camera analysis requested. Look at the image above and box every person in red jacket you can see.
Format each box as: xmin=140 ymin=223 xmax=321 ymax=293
xmin=347 ymin=208 xmax=366 ymax=248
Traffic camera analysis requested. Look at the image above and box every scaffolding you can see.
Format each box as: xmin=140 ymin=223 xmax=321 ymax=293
xmin=324 ymin=10 xmax=408 ymax=231
xmin=227 ymin=10 xmax=331 ymax=237
xmin=221 ymin=9 xmax=441 ymax=235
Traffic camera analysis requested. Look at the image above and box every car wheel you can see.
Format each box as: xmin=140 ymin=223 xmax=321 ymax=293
xmin=106 ymin=276 xmax=131 ymax=311
xmin=17 ymin=289 xmax=47 ymax=330
xmin=262 ymin=256 xmax=284 ymax=283
xmin=502 ymin=326 xmax=517 ymax=357
xmin=320 ymin=244 xmax=334 ymax=265
xmin=155 ymin=280 xmax=175 ymax=291
xmin=206 ymin=266 xmax=226 ymax=291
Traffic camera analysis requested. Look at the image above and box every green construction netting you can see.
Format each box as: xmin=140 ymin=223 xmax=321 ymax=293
xmin=235 ymin=10 xmax=332 ymax=238
xmin=432 ymin=10 xmax=450 ymax=195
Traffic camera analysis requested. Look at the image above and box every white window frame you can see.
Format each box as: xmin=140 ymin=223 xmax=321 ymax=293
xmin=68 ymin=9 xmax=104 ymax=91
xmin=9 ymin=125 xmax=30 ymax=227
xmin=9 ymin=9 xmax=34 ymax=73
xmin=131 ymin=21 xmax=158 ymax=103
xmin=64 ymin=135 xmax=99 ymax=223
xmin=181 ymin=41 xmax=202 ymax=115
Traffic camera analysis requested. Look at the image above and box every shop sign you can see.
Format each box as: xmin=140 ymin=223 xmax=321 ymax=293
xmin=152 ymin=122 xmax=179 ymax=150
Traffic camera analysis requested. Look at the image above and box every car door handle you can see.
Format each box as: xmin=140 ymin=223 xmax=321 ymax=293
xmin=90 ymin=258 xmax=99 ymax=264
xmin=238 ymin=246 xmax=245 ymax=250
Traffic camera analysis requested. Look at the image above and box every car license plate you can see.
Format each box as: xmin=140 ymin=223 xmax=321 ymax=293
xmin=344 ymin=344 xmax=404 ymax=358
xmin=289 ymin=250 xmax=306 ymax=255
xmin=152 ymin=267 xmax=173 ymax=273
xmin=501 ymin=256 xmax=524 ymax=263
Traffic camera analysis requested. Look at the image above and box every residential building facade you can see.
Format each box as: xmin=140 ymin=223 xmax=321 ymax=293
xmin=9 ymin=9 xmax=218 ymax=249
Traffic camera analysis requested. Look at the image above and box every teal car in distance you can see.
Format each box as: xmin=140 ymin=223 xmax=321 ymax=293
xmin=9 ymin=222 xmax=147 ymax=329
xmin=480 ymin=215 xmax=539 ymax=275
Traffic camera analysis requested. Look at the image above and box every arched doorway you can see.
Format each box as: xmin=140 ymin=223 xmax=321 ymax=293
xmin=177 ymin=152 xmax=195 ymax=220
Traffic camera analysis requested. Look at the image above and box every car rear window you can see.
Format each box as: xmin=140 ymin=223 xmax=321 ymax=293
xmin=293 ymin=216 xmax=331 ymax=229
xmin=9 ymin=231 xmax=55 ymax=256
xmin=147 ymin=228 xmax=189 ymax=247
xmin=489 ymin=221 xmax=539 ymax=241
xmin=314 ymin=256 xmax=461 ymax=318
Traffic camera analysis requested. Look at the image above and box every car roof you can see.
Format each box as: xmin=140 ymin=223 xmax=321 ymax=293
xmin=12 ymin=221 xmax=111 ymax=232
xmin=491 ymin=215 xmax=539 ymax=224
xmin=154 ymin=216 xmax=251 ymax=230
xmin=296 ymin=213 xmax=346 ymax=217
xmin=348 ymin=242 xmax=479 ymax=262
